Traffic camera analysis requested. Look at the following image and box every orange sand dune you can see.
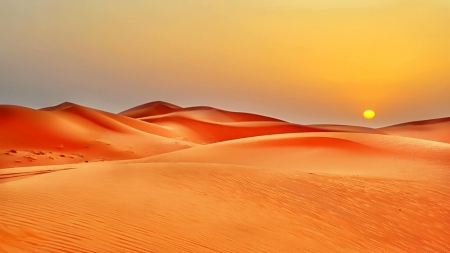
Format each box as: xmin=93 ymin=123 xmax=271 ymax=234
xmin=380 ymin=117 xmax=450 ymax=144
xmin=144 ymin=132 xmax=450 ymax=180
xmin=0 ymin=103 xmax=194 ymax=169
xmin=40 ymin=102 xmax=176 ymax=137
xmin=139 ymin=113 xmax=332 ymax=144
xmin=119 ymin=101 xmax=282 ymax=122
xmin=98 ymin=101 xmax=334 ymax=146
xmin=117 ymin=101 xmax=182 ymax=119
xmin=120 ymin=101 xmax=283 ymax=122
xmin=139 ymin=107 xmax=284 ymax=123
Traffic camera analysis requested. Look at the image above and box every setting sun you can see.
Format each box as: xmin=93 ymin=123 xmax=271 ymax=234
xmin=364 ymin=110 xmax=375 ymax=119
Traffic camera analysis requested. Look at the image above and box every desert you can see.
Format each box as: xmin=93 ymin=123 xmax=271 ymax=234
xmin=2 ymin=1 xmax=450 ymax=251
xmin=1 ymin=101 xmax=449 ymax=252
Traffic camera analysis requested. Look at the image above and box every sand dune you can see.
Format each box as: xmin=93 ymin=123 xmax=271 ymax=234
xmin=40 ymin=102 xmax=176 ymax=137
xmin=1 ymin=101 xmax=449 ymax=252
xmin=120 ymin=101 xmax=283 ymax=122
xmin=0 ymin=103 xmax=194 ymax=169
xmin=139 ymin=113 xmax=331 ymax=144
xmin=118 ymin=101 xmax=182 ymax=119
xmin=380 ymin=117 xmax=450 ymax=144
xmin=144 ymin=132 xmax=450 ymax=180
xmin=122 ymin=102 xmax=309 ymax=143
xmin=139 ymin=107 xmax=284 ymax=123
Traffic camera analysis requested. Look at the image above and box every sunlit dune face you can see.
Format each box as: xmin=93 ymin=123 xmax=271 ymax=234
xmin=364 ymin=110 xmax=375 ymax=119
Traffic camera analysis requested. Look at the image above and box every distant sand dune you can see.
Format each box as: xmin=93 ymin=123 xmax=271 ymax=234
xmin=119 ymin=101 xmax=283 ymax=122
xmin=118 ymin=101 xmax=182 ymax=119
xmin=0 ymin=103 xmax=194 ymax=169
xmin=380 ymin=117 xmax=450 ymax=144
xmin=139 ymin=114 xmax=332 ymax=144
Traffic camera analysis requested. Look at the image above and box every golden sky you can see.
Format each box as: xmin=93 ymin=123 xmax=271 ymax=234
xmin=0 ymin=0 xmax=449 ymax=126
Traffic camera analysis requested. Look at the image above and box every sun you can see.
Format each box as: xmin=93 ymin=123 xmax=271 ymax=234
xmin=363 ymin=110 xmax=375 ymax=119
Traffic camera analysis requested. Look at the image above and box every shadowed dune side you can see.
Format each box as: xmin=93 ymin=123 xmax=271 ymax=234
xmin=0 ymin=162 xmax=448 ymax=252
xmin=380 ymin=117 xmax=450 ymax=144
xmin=143 ymin=132 xmax=450 ymax=180
xmin=0 ymin=104 xmax=195 ymax=169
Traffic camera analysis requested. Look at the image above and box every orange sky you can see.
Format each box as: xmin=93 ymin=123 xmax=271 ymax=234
xmin=0 ymin=0 xmax=449 ymax=126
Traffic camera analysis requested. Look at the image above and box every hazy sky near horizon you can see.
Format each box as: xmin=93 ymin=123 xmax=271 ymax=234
xmin=1 ymin=0 xmax=449 ymax=127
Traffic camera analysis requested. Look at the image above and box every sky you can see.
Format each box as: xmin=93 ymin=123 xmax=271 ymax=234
xmin=1 ymin=0 xmax=449 ymax=127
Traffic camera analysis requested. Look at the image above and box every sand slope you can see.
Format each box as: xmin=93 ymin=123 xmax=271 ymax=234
xmin=0 ymin=103 xmax=194 ymax=169
xmin=144 ymin=132 xmax=450 ymax=181
xmin=380 ymin=117 xmax=450 ymax=144
xmin=0 ymin=161 xmax=449 ymax=252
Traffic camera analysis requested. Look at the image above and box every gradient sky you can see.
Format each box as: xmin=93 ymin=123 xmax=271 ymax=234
xmin=1 ymin=0 xmax=449 ymax=127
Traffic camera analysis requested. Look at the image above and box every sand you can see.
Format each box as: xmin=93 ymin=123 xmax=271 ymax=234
xmin=1 ymin=102 xmax=449 ymax=252
xmin=0 ymin=103 xmax=195 ymax=169
xmin=380 ymin=117 xmax=450 ymax=144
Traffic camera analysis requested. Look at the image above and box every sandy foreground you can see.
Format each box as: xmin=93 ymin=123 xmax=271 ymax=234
xmin=1 ymin=102 xmax=449 ymax=252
